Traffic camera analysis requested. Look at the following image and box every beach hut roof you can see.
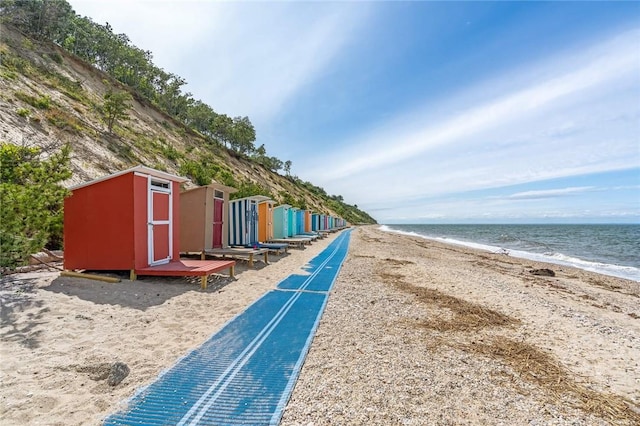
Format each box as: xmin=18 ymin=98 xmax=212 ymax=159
xmin=275 ymin=204 xmax=292 ymax=208
xmin=182 ymin=182 xmax=238 ymax=195
xmin=70 ymin=165 xmax=188 ymax=190
xmin=232 ymin=195 xmax=273 ymax=203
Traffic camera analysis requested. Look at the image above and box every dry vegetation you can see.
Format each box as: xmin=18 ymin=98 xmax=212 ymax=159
xmin=377 ymin=256 xmax=640 ymax=424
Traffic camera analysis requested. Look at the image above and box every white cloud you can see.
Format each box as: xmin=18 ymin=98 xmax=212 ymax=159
xmin=304 ymin=28 xmax=640 ymax=182
xmin=69 ymin=1 xmax=371 ymax=124
xmin=187 ymin=3 xmax=369 ymax=123
xmin=371 ymin=191 xmax=640 ymax=224
xmin=299 ymin=27 xmax=640 ymax=216
xmin=507 ymin=187 xmax=597 ymax=200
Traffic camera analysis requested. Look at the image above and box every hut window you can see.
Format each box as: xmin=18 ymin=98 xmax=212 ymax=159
xmin=214 ymin=190 xmax=224 ymax=199
xmin=150 ymin=180 xmax=170 ymax=189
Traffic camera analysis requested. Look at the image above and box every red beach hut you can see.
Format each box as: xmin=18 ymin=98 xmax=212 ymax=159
xmin=63 ymin=166 xmax=235 ymax=288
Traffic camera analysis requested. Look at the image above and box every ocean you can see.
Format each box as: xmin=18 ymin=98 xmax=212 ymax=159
xmin=379 ymin=224 xmax=640 ymax=282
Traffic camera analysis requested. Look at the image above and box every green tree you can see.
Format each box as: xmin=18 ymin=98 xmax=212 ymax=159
xmin=254 ymin=143 xmax=267 ymax=158
xmin=230 ymin=116 xmax=255 ymax=155
xmin=210 ymin=113 xmax=233 ymax=148
xmin=184 ymin=100 xmax=215 ymax=137
xmin=0 ymin=0 xmax=74 ymax=42
xmin=101 ymin=87 xmax=132 ymax=133
xmin=0 ymin=141 xmax=71 ymax=268
xmin=284 ymin=160 xmax=292 ymax=176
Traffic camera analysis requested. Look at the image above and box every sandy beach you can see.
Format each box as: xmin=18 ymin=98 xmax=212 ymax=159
xmin=1 ymin=225 xmax=639 ymax=425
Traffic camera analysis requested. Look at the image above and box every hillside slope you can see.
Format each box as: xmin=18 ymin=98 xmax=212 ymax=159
xmin=0 ymin=24 xmax=376 ymax=224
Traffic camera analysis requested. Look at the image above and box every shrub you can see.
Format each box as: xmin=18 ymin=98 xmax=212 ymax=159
xmin=34 ymin=95 xmax=51 ymax=109
xmin=231 ymin=180 xmax=272 ymax=200
xmin=0 ymin=142 xmax=71 ymax=269
xmin=16 ymin=92 xmax=51 ymax=109
xmin=179 ymin=159 xmax=214 ymax=186
xmin=48 ymin=52 xmax=63 ymax=64
xmin=159 ymin=141 xmax=181 ymax=161
xmin=45 ymin=109 xmax=82 ymax=133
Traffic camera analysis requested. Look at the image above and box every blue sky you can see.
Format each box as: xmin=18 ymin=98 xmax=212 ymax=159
xmin=68 ymin=1 xmax=640 ymax=224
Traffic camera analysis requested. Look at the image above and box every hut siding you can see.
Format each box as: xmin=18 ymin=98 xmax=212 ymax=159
xmin=287 ymin=208 xmax=298 ymax=237
xmin=229 ymin=198 xmax=259 ymax=246
xmin=273 ymin=205 xmax=290 ymax=239
xmin=180 ymin=185 xmax=234 ymax=252
xmin=258 ymin=201 xmax=274 ymax=242
xmin=296 ymin=209 xmax=305 ymax=235
xmin=304 ymin=211 xmax=312 ymax=233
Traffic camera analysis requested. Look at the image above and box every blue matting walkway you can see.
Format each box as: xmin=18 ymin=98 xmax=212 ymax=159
xmin=104 ymin=229 xmax=351 ymax=425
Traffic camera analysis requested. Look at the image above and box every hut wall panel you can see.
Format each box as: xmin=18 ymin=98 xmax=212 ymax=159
xmin=179 ymin=187 xmax=207 ymax=253
xmin=273 ymin=205 xmax=289 ymax=239
xmin=64 ymin=173 xmax=136 ymax=270
xmin=296 ymin=210 xmax=305 ymax=235
xmin=258 ymin=201 xmax=274 ymax=242
xmin=229 ymin=198 xmax=259 ymax=246
xmin=287 ymin=208 xmax=297 ymax=237
xmin=304 ymin=211 xmax=312 ymax=233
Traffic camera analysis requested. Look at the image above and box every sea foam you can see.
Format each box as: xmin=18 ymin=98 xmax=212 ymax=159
xmin=379 ymin=225 xmax=640 ymax=282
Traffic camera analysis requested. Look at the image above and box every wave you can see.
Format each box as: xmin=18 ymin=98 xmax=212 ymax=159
xmin=378 ymin=225 xmax=640 ymax=282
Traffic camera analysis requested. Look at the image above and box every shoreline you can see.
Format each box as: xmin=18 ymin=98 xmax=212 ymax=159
xmin=1 ymin=225 xmax=639 ymax=425
xmin=378 ymin=224 xmax=640 ymax=282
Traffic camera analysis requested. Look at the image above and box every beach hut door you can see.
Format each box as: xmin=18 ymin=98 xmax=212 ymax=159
xmin=248 ymin=201 xmax=258 ymax=245
xmin=148 ymin=178 xmax=172 ymax=266
xmin=212 ymin=193 xmax=224 ymax=249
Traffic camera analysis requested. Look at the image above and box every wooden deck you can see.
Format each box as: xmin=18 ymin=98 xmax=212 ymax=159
xmin=133 ymin=259 xmax=235 ymax=289
xmin=268 ymin=238 xmax=312 ymax=248
xmin=204 ymin=247 xmax=269 ymax=267
xmin=257 ymin=242 xmax=289 ymax=255
xmin=294 ymin=234 xmax=318 ymax=241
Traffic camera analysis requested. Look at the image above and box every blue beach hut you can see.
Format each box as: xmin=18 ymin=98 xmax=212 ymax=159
xmin=296 ymin=209 xmax=305 ymax=235
xmin=228 ymin=195 xmax=271 ymax=247
xmin=287 ymin=207 xmax=298 ymax=237
xmin=272 ymin=204 xmax=291 ymax=239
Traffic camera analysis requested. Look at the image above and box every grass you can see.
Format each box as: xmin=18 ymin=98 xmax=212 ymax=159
xmin=45 ymin=108 xmax=83 ymax=133
xmin=15 ymin=91 xmax=50 ymax=109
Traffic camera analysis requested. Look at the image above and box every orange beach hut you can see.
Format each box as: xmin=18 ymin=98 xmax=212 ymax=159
xmin=258 ymin=198 xmax=275 ymax=242
xmin=304 ymin=210 xmax=312 ymax=233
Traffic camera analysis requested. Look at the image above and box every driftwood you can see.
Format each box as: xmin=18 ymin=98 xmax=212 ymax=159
xmin=59 ymin=270 xmax=121 ymax=283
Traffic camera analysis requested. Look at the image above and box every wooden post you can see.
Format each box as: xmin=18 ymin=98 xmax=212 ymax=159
xmin=130 ymin=269 xmax=137 ymax=281
xmin=229 ymin=265 xmax=235 ymax=278
xmin=201 ymin=275 xmax=208 ymax=290
xmin=248 ymin=254 xmax=254 ymax=268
